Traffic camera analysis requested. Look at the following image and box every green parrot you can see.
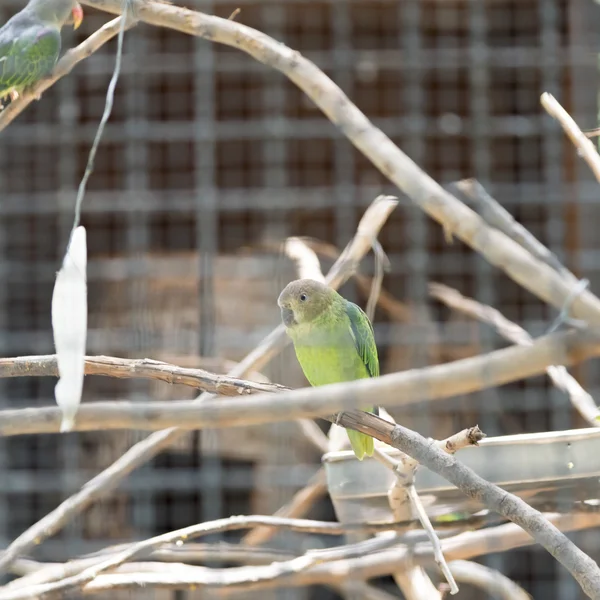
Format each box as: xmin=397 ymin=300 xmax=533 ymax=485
xmin=0 ymin=0 xmax=83 ymax=104
xmin=278 ymin=278 xmax=379 ymax=460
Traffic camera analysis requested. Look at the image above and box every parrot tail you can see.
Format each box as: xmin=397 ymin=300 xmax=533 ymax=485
xmin=346 ymin=428 xmax=374 ymax=460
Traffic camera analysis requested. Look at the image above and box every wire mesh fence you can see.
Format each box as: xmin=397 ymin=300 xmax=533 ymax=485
xmin=1 ymin=0 xmax=600 ymax=598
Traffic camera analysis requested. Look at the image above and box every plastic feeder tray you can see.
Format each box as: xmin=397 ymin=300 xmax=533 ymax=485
xmin=323 ymin=428 xmax=600 ymax=524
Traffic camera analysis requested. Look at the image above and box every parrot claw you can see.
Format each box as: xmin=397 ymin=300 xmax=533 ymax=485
xmin=0 ymin=90 xmax=18 ymax=110
xmin=335 ymin=412 xmax=344 ymax=426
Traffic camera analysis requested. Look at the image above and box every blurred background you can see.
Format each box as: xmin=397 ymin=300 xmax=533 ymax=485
xmin=1 ymin=0 xmax=600 ymax=598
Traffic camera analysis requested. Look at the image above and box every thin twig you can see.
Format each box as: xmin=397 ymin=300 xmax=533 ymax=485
xmin=0 ymin=195 xmax=397 ymax=575
xmin=407 ymin=484 xmax=458 ymax=594
xmin=541 ymin=92 xmax=600 ymax=185
xmin=0 ymin=16 xmax=134 ymax=132
xmin=79 ymin=0 xmax=600 ymax=325
xmin=373 ymin=428 xmax=482 ymax=596
xmin=365 ymin=238 xmax=389 ymax=321
xmin=429 ymin=283 xmax=600 ymax=426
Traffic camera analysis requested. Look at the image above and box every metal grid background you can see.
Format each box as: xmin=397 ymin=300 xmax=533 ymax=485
xmin=1 ymin=0 xmax=600 ymax=598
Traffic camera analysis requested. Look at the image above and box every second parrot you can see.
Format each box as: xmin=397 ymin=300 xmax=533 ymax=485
xmin=0 ymin=0 xmax=84 ymax=104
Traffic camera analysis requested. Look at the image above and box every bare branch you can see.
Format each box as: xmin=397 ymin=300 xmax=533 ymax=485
xmin=0 ymin=195 xmax=397 ymax=576
xmin=79 ymin=0 xmax=600 ymax=325
xmin=407 ymin=484 xmax=457 ymax=594
xmin=2 ymin=329 xmax=600 ymax=438
xmin=2 ymin=545 xmax=298 ymax=592
xmin=0 ymin=16 xmax=134 ymax=132
xmin=0 ymin=355 xmax=287 ymax=396
xmin=541 ymin=92 xmax=600 ymax=185
xmin=430 ymin=283 xmax=600 ymax=426
xmin=449 ymin=560 xmax=531 ymax=600
xmin=0 ymin=354 xmax=327 ymax=455
xmin=453 ymin=179 xmax=578 ymax=284
xmin=365 ymin=238 xmax=389 ymax=321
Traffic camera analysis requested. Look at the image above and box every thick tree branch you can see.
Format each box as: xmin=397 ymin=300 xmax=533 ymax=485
xmin=0 ymin=354 xmax=328 ymax=453
xmin=1 ymin=328 xmax=600 ymax=437
xmin=78 ymin=0 xmax=600 ymax=325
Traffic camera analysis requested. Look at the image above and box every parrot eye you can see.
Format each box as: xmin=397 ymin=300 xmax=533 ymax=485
xmin=299 ymin=293 xmax=308 ymax=302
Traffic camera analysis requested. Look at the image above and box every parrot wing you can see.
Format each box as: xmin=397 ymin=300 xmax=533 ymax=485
xmin=345 ymin=301 xmax=380 ymax=378
xmin=0 ymin=17 xmax=61 ymax=94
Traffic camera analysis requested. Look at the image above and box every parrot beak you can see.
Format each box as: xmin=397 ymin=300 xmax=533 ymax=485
xmin=71 ymin=3 xmax=83 ymax=30
xmin=281 ymin=307 xmax=296 ymax=328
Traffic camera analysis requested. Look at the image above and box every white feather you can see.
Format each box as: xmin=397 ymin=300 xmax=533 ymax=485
xmin=51 ymin=226 xmax=87 ymax=432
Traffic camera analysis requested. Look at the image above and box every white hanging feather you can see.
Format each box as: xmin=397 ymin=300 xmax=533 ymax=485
xmin=51 ymin=226 xmax=87 ymax=432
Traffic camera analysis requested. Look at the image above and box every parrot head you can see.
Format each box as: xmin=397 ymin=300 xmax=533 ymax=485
xmin=278 ymin=279 xmax=335 ymax=328
xmin=29 ymin=0 xmax=83 ymax=29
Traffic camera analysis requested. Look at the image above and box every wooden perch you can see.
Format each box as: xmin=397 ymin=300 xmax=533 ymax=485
xmin=2 ymin=328 xmax=600 ymax=437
